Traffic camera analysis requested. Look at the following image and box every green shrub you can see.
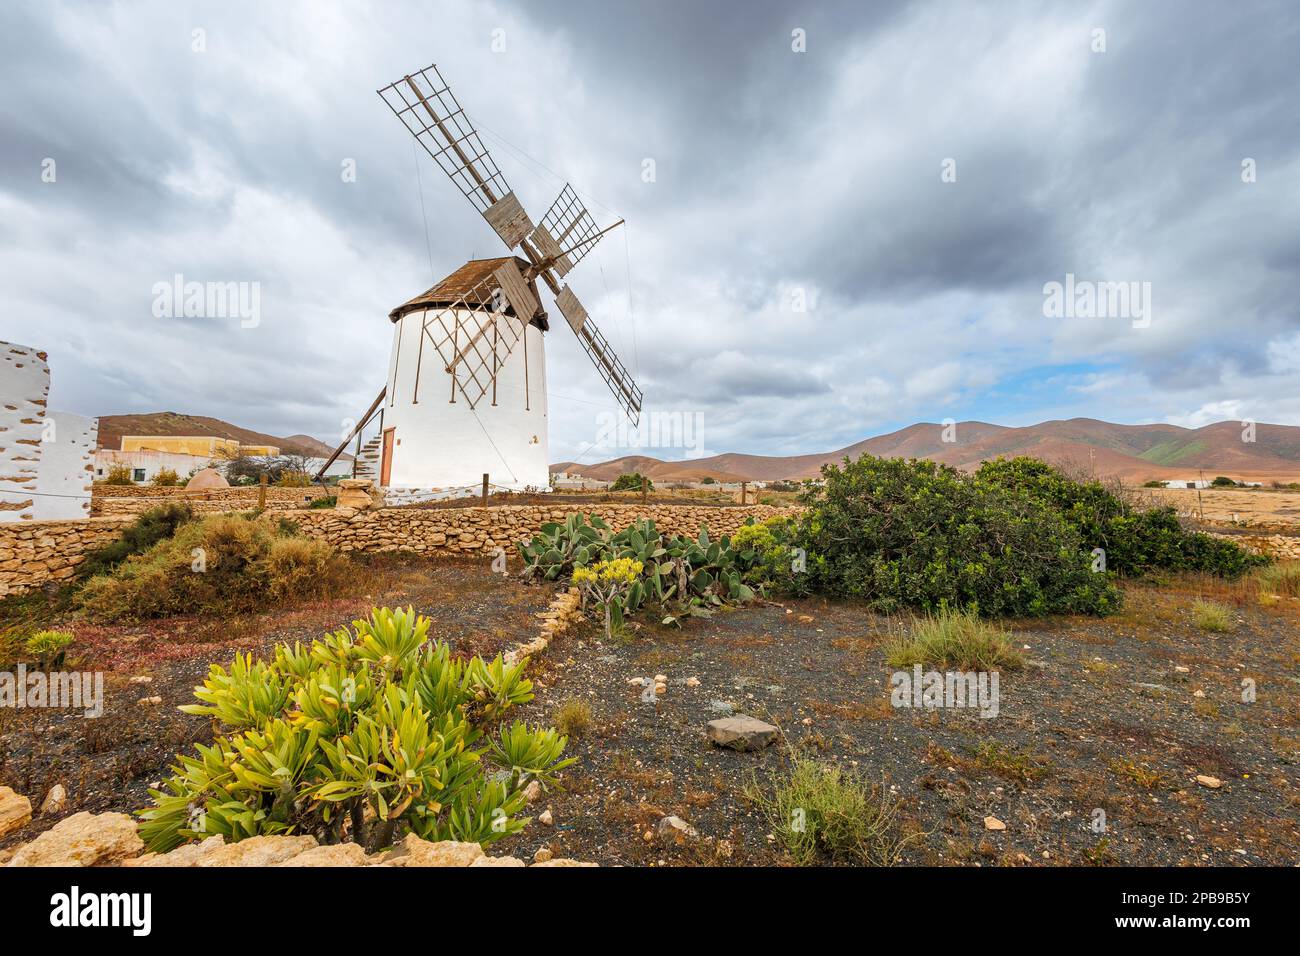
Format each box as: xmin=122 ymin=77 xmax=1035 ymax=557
xmin=151 ymin=468 xmax=180 ymax=487
xmin=746 ymin=759 xmax=916 ymax=866
xmin=519 ymin=514 xmax=757 ymax=628
xmin=885 ymin=610 xmax=1023 ymax=670
xmin=976 ymin=457 xmax=1266 ymax=578
xmin=77 ymin=513 xmax=342 ymax=622
xmin=730 ymin=516 xmax=804 ymax=594
xmin=137 ymin=607 xmax=572 ymax=852
xmin=798 ymin=456 xmax=1120 ymax=616
xmin=611 ymin=472 xmax=652 ymax=492
xmin=308 ymin=495 xmax=337 ymax=509
xmin=25 ymin=630 xmax=74 ymax=669
xmin=102 ymin=463 xmax=134 ymax=486
xmin=78 ymin=502 xmax=194 ymax=579
xmin=1211 ymin=476 xmax=1236 ymax=487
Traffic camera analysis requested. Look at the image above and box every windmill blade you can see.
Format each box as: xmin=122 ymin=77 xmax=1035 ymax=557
xmin=531 ymin=184 xmax=606 ymax=277
xmin=555 ymin=285 xmax=643 ymax=424
xmin=378 ymin=64 xmax=534 ymax=248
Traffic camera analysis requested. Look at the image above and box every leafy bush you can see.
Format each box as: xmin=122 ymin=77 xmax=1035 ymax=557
xmin=308 ymin=495 xmax=337 ymax=509
xmin=25 ymin=630 xmax=74 ymax=669
xmin=798 ymin=456 xmax=1120 ymax=616
xmin=276 ymin=470 xmax=312 ymax=488
xmin=77 ymin=514 xmax=342 ymax=621
xmin=885 ymin=610 xmax=1023 ymax=670
xmin=611 ymin=472 xmax=652 ymax=492
xmin=519 ymin=514 xmax=757 ymax=628
xmin=976 ymin=457 xmax=1266 ymax=578
xmin=573 ymin=557 xmax=643 ymax=639
xmin=746 ymin=759 xmax=916 ymax=866
xmin=730 ymin=516 xmax=804 ymax=594
xmin=151 ymin=468 xmax=180 ymax=487
xmin=78 ymin=502 xmax=194 ymax=579
xmin=102 ymin=463 xmax=134 ymax=486
xmin=1211 ymin=476 xmax=1236 ymax=487
xmin=137 ymin=607 xmax=572 ymax=852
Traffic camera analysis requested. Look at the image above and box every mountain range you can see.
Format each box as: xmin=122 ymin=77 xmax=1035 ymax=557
xmin=96 ymin=412 xmax=342 ymax=459
xmin=553 ymin=419 xmax=1300 ymax=484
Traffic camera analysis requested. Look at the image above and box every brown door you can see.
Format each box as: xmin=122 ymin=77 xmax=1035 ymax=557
xmin=380 ymin=428 xmax=395 ymax=486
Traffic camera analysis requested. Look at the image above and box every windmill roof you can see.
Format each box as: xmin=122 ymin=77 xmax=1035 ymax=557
xmin=388 ymin=257 xmax=536 ymax=323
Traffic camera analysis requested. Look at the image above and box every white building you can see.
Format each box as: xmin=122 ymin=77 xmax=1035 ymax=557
xmin=0 ymin=342 xmax=97 ymax=522
xmin=381 ymin=258 xmax=550 ymax=496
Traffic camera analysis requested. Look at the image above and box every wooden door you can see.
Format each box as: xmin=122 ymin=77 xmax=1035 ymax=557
xmin=380 ymin=428 xmax=395 ymax=486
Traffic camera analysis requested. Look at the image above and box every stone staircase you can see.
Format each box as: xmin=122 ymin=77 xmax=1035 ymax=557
xmin=353 ymin=436 xmax=382 ymax=481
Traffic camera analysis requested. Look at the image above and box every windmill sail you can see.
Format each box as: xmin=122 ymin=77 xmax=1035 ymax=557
xmin=378 ymin=64 xmax=533 ymax=248
xmin=531 ymin=184 xmax=605 ymax=277
xmin=555 ymin=286 xmax=643 ymax=424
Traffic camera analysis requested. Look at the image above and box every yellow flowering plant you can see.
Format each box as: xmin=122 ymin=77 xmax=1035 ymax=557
xmin=573 ymin=558 xmax=644 ymax=639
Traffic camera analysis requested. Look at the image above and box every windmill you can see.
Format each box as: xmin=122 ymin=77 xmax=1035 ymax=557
xmin=317 ymin=63 xmax=641 ymax=499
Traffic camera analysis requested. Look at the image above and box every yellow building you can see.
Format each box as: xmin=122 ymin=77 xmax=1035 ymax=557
xmin=119 ymin=436 xmax=279 ymax=458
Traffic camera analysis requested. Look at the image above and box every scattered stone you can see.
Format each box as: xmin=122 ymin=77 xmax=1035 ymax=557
xmin=471 ymin=855 xmax=526 ymax=867
xmin=706 ymin=715 xmax=780 ymax=751
xmin=39 ymin=784 xmax=67 ymax=816
xmin=123 ymin=836 xmax=225 ymax=867
xmin=384 ymin=834 xmax=484 ymax=867
xmin=0 ymin=787 xmax=33 ymax=838
xmin=7 ymin=811 xmax=142 ymax=866
xmin=654 ymin=674 xmax=668 ymax=684
xmin=1193 ymin=689 xmax=1206 ymax=698
xmin=1174 ymin=665 xmax=1190 ymax=673
xmin=532 ymin=858 xmax=598 ymax=867
xmin=1196 ymin=775 xmax=1222 ymax=789
xmin=523 ymin=780 xmax=543 ymax=803
xmin=129 ymin=675 xmax=153 ymax=684
xmin=136 ymin=695 xmax=163 ymax=707
xmin=983 ymin=816 xmax=1007 ymax=832
xmin=197 ymin=834 xmax=319 ymax=867
xmin=277 ymin=843 xmax=370 ymax=867
xmin=538 ymin=809 xmax=553 ymax=826
xmin=685 ymin=677 xmax=700 ymax=687
xmin=533 ymin=847 xmax=553 ymax=863
xmin=655 ymin=815 xmax=698 ymax=845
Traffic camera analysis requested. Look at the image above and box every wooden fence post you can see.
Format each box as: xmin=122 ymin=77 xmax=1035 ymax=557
xmin=258 ymin=473 xmax=268 ymax=510
xmin=482 ymin=473 xmax=490 ymax=508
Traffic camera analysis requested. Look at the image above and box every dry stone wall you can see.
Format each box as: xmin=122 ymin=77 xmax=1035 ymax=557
xmin=288 ymin=503 xmax=795 ymax=555
xmin=92 ymin=486 xmax=320 ymax=515
xmin=0 ymin=517 xmax=130 ymax=595
xmin=0 ymin=504 xmax=793 ymax=595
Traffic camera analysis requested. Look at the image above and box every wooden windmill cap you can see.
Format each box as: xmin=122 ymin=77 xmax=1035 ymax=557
xmin=388 ymin=256 xmax=536 ymax=323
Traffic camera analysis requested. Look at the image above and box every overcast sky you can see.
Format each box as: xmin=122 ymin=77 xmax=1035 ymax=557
xmin=2 ymin=0 xmax=1297 ymax=464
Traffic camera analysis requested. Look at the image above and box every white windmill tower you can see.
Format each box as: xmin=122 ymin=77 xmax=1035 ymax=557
xmin=318 ymin=64 xmax=642 ymax=501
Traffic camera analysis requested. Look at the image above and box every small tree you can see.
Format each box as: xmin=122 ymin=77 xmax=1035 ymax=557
xmin=151 ymin=467 xmax=180 ymax=487
xmin=1211 ymin=476 xmax=1236 ymax=487
xmin=612 ymin=472 xmax=652 ymax=492
xmin=102 ymin=463 xmax=135 ymax=486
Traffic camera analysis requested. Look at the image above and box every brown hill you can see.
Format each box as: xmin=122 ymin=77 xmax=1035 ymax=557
xmin=554 ymin=418 xmax=1300 ymax=484
xmin=96 ymin=412 xmax=346 ymax=459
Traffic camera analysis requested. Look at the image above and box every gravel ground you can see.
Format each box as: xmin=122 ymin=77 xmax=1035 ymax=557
xmin=4 ymin=557 xmax=1295 ymax=867
xmin=504 ymin=581 xmax=1299 ymax=867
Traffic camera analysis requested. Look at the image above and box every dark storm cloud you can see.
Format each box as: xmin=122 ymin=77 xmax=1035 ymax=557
xmin=1 ymin=0 xmax=1298 ymax=462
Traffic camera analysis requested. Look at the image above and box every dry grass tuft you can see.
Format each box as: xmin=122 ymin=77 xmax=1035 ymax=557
xmin=886 ymin=610 xmax=1024 ymax=671
xmin=1191 ymin=599 xmax=1233 ymax=633
xmin=552 ymin=698 xmax=594 ymax=738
